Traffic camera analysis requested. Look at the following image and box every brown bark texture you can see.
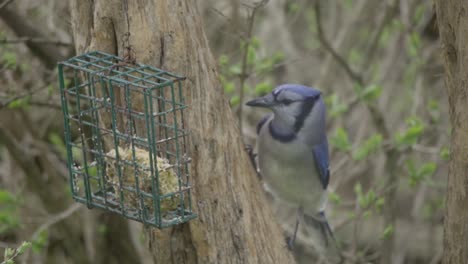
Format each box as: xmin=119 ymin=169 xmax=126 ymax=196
xmin=69 ymin=1 xmax=294 ymax=263
xmin=435 ymin=1 xmax=468 ymax=263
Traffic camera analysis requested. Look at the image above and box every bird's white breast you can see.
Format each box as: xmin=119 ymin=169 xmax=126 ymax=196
xmin=257 ymin=120 xmax=326 ymax=214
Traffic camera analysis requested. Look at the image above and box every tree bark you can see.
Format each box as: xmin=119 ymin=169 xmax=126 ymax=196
xmin=435 ymin=1 xmax=468 ymax=263
xmin=70 ymin=1 xmax=294 ymax=263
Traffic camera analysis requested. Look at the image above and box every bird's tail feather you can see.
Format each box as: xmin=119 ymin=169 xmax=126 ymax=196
xmin=303 ymin=212 xmax=343 ymax=263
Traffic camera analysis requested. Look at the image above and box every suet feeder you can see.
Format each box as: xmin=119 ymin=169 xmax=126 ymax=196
xmin=58 ymin=51 xmax=196 ymax=228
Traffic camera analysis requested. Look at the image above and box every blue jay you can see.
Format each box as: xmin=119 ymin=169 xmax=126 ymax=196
xmin=246 ymin=84 xmax=339 ymax=259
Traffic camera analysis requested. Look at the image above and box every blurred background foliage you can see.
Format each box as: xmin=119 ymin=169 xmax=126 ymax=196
xmin=0 ymin=0 xmax=446 ymax=263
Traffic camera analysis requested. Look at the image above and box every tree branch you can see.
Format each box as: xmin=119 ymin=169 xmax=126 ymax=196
xmin=0 ymin=6 xmax=68 ymax=68
xmin=314 ymin=1 xmax=364 ymax=86
xmin=0 ymin=86 xmax=46 ymax=109
xmin=0 ymin=0 xmax=13 ymax=10
xmin=31 ymin=204 xmax=83 ymax=241
xmin=0 ymin=37 xmax=72 ymax=47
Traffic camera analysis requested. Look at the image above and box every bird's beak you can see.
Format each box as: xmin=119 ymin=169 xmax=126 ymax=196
xmin=246 ymin=94 xmax=274 ymax=108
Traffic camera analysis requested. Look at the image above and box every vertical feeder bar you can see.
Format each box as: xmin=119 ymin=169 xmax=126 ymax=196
xmin=147 ymin=89 xmax=162 ymax=227
xmin=58 ymin=64 xmax=76 ymax=198
xmin=74 ymin=69 xmax=93 ymax=208
xmin=107 ymin=79 xmax=126 ymax=215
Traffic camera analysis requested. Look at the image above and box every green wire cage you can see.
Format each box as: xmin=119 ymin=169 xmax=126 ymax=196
xmin=58 ymin=51 xmax=196 ymax=228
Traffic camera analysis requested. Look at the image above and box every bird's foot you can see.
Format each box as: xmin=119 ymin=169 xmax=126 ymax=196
xmin=244 ymin=144 xmax=256 ymax=162
xmin=244 ymin=144 xmax=261 ymax=179
xmin=285 ymin=236 xmax=295 ymax=251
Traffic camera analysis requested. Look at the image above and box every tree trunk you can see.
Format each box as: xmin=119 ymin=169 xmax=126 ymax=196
xmin=435 ymin=1 xmax=468 ymax=263
xmin=70 ymin=1 xmax=294 ymax=263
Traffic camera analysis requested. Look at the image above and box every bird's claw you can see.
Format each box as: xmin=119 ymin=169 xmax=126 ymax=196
xmin=285 ymin=236 xmax=295 ymax=251
xmin=244 ymin=144 xmax=260 ymax=177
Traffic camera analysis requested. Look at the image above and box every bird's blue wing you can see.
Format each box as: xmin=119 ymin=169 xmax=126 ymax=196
xmin=256 ymin=114 xmax=271 ymax=134
xmin=312 ymin=140 xmax=330 ymax=189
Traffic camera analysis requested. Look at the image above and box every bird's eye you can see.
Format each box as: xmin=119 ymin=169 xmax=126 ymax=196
xmin=282 ymin=99 xmax=294 ymax=105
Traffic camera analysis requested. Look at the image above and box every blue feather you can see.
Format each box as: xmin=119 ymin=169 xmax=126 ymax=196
xmin=312 ymin=140 xmax=330 ymax=189
xmin=256 ymin=114 xmax=271 ymax=134
xmin=274 ymin=84 xmax=321 ymax=99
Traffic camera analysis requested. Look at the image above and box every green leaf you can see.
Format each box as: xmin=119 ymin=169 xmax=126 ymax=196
xmin=428 ymin=100 xmax=439 ymax=110
xmin=440 ymin=147 xmax=450 ymax=160
xmin=352 ymin=134 xmax=383 ymax=161
xmin=4 ymin=247 xmax=14 ymax=258
xmin=17 ymin=241 xmax=31 ymax=254
xmin=395 ymin=117 xmax=425 ymax=147
xmin=375 ymin=197 xmax=385 ymax=211
xmin=381 ymin=225 xmax=394 ymax=239
xmin=414 ymin=4 xmax=425 ymax=24
xmin=98 ymin=224 xmax=108 ymax=235
xmin=348 ymin=49 xmax=362 ymax=65
xmin=255 ymin=60 xmax=273 ymax=74
xmin=250 ymin=37 xmax=260 ymax=49
xmin=254 ymin=52 xmax=284 ymax=74
xmin=392 ymin=19 xmax=405 ymax=30
xmin=328 ymin=191 xmax=342 ymax=205
xmin=419 ymin=162 xmax=437 ymax=177
xmin=20 ymin=63 xmax=30 ymax=73
xmin=71 ymin=146 xmax=84 ymax=166
xmin=230 ymin=95 xmax=240 ymax=107
xmin=47 ymin=84 xmax=54 ymax=96
xmin=7 ymin=96 xmax=31 ymax=109
xmin=48 ymin=133 xmax=67 ymax=158
xmin=361 ymin=84 xmax=382 ymax=101
xmin=347 ymin=212 xmax=356 ymax=219
xmin=330 ymin=128 xmax=351 ymax=152
xmin=354 ymin=183 xmax=384 ymax=210
xmin=32 ymin=230 xmax=48 ymax=253
xmin=363 ymin=210 xmax=372 ymax=219
xmin=2 ymin=51 xmax=17 ymax=69
xmin=353 ymin=83 xmax=363 ymax=95
xmin=228 ymin=64 xmax=241 ymax=76
xmin=408 ymin=32 xmax=421 ymax=57
xmin=358 ymin=189 xmax=376 ymax=208
xmin=271 ymin=52 xmax=284 ymax=64
xmin=243 ymin=84 xmax=251 ymax=93
xmin=427 ymin=100 xmax=440 ymax=122
xmin=88 ymin=166 xmax=98 ymax=177
xmin=222 ymin=81 xmax=235 ymax=94
xmin=354 ymin=183 xmax=362 ymax=196
xmin=246 ymin=45 xmax=256 ymax=66
xmin=0 ymin=190 xmax=16 ymax=204
xmin=325 ymin=94 xmax=347 ymax=118
xmin=407 ymin=161 xmax=437 ymax=187
xmin=64 ymin=78 xmax=72 ymax=88
xmin=380 ymin=26 xmax=391 ymax=47
xmin=288 ymin=3 xmax=300 ymax=13
xmin=344 ymin=0 xmax=353 ymax=8
xmin=219 ymin=55 xmax=229 ymax=67
xmin=254 ymin=81 xmax=273 ymax=96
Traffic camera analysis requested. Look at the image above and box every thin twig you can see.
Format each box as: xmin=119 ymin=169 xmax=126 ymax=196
xmin=28 ymin=100 xmax=62 ymax=110
xmin=0 ymin=37 xmax=72 ymax=47
xmin=0 ymin=85 xmax=49 ymax=109
xmin=209 ymin=7 xmax=245 ymax=41
xmin=237 ymin=0 xmax=269 ymax=132
xmin=313 ymin=1 xmax=364 ymax=86
xmin=362 ymin=0 xmax=399 ymax=68
xmin=30 ymin=203 xmax=83 ymax=240
xmin=0 ymin=0 xmax=14 ymax=10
